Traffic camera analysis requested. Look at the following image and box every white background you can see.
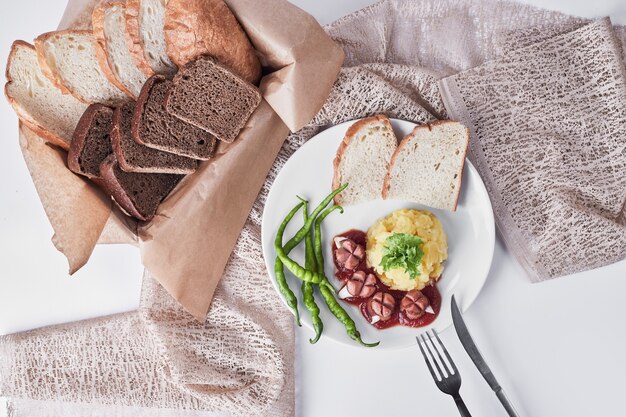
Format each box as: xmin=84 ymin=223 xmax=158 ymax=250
xmin=1 ymin=0 xmax=626 ymax=416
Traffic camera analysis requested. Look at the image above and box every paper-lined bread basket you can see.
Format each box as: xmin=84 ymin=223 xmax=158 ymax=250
xmin=8 ymin=0 xmax=344 ymax=320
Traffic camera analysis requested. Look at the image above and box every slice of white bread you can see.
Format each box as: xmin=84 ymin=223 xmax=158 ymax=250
xmin=93 ymin=2 xmax=149 ymax=98
xmin=332 ymin=115 xmax=398 ymax=205
xmin=125 ymin=0 xmax=176 ymax=76
xmin=123 ymin=0 xmax=155 ymax=76
xmin=4 ymin=41 xmax=88 ymax=150
xmin=35 ymin=30 xmax=129 ymax=106
xmin=383 ymin=121 xmax=469 ymax=211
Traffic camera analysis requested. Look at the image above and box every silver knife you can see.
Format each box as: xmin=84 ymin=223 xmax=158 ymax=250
xmin=451 ymin=295 xmax=520 ymax=417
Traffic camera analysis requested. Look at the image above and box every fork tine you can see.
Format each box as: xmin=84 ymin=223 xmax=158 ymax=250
xmin=422 ymin=333 xmax=446 ymax=379
xmin=432 ymin=329 xmax=458 ymax=374
xmin=427 ymin=330 xmax=452 ymax=377
xmin=416 ymin=335 xmax=439 ymax=381
xmin=426 ymin=332 xmax=451 ymax=378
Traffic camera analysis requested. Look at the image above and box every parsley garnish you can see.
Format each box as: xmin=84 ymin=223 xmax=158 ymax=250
xmin=380 ymin=233 xmax=424 ymax=280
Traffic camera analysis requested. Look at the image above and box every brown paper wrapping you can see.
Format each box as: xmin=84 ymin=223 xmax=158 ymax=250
xmin=19 ymin=123 xmax=112 ymax=273
xmin=20 ymin=0 xmax=344 ymax=320
xmin=226 ymin=0 xmax=344 ymax=131
xmin=139 ymin=101 xmax=290 ymax=319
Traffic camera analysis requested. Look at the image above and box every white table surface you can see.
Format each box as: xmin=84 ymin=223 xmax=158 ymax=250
xmin=1 ymin=0 xmax=626 ymax=416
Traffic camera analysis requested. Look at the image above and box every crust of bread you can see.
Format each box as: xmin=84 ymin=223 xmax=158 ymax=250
xmin=332 ymin=114 xmax=393 ymax=205
xmin=451 ymin=125 xmax=469 ymax=211
xmin=124 ymin=0 xmax=155 ymax=76
xmin=99 ymin=154 xmax=148 ymax=221
xmin=131 ymin=74 xmax=164 ymax=145
xmin=20 ymin=117 xmax=70 ymax=150
xmin=35 ymin=30 xmax=100 ymax=104
xmin=5 ymin=41 xmax=70 ymax=150
xmin=382 ymin=120 xmax=469 ymax=211
xmin=92 ymin=2 xmax=137 ymax=98
xmin=111 ymin=106 xmax=136 ymax=172
xmin=164 ymin=0 xmax=261 ymax=84
xmin=67 ymin=104 xmax=112 ymax=177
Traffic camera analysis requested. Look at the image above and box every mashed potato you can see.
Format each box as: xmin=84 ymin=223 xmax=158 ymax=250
xmin=366 ymin=209 xmax=447 ymax=291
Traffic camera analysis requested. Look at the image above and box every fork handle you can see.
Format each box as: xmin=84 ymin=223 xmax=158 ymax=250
xmin=453 ymin=395 xmax=472 ymax=417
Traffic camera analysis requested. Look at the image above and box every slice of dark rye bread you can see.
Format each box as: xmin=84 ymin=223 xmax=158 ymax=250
xmin=132 ymin=74 xmax=217 ymax=160
xmin=165 ymin=55 xmax=261 ymax=143
xmin=99 ymin=154 xmax=182 ymax=221
xmin=68 ymin=104 xmax=114 ymax=178
xmin=112 ymin=101 xmax=197 ymax=174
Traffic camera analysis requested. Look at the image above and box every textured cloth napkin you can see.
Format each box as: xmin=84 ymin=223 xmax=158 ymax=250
xmin=3 ymin=0 xmax=626 ymax=416
xmin=439 ymin=18 xmax=626 ymax=280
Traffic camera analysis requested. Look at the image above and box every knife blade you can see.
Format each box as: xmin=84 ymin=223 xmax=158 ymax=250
xmin=451 ymin=295 xmax=520 ymax=417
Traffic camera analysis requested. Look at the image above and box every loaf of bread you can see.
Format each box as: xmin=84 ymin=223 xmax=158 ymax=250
xmin=125 ymin=0 xmax=176 ymax=76
xmin=112 ymin=101 xmax=197 ymax=174
xmin=332 ymin=115 xmax=398 ymax=205
xmin=34 ymin=30 xmax=129 ymax=106
xmin=99 ymin=154 xmax=182 ymax=221
xmin=165 ymin=56 xmax=261 ymax=143
xmin=68 ymin=104 xmax=114 ymax=179
xmin=133 ymin=74 xmax=217 ymax=159
xmin=93 ymin=2 xmax=149 ymax=98
xmin=164 ymin=0 xmax=261 ymax=84
xmin=4 ymin=41 xmax=87 ymax=150
xmin=383 ymin=121 xmax=469 ymax=211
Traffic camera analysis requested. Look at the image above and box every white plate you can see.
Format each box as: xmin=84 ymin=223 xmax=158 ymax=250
xmin=261 ymin=119 xmax=495 ymax=349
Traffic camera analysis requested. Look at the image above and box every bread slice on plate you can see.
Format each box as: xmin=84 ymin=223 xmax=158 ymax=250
xmin=4 ymin=41 xmax=88 ymax=150
xmin=93 ymin=2 xmax=149 ymax=98
xmin=133 ymin=75 xmax=217 ymax=160
xmin=164 ymin=0 xmax=261 ymax=84
xmin=383 ymin=121 xmax=469 ymax=211
xmin=34 ymin=30 xmax=129 ymax=106
xmin=112 ymin=101 xmax=197 ymax=174
xmin=125 ymin=0 xmax=176 ymax=76
xmin=165 ymin=56 xmax=261 ymax=143
xmin=332 ymin=115 xmax=398 ymax=205
xmin=99 ymin=153 xmax=182 ymax=221
xmin=68 ymin=104 xmax=114 ymax=179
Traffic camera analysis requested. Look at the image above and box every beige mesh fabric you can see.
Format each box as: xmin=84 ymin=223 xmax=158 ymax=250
xmin=3 ymin=0 xmax=626 ymax=416
xmin=439 ymin=18 xmax=626 ymax=280
xmin=310 ymin=66 xmax=439 ymax=126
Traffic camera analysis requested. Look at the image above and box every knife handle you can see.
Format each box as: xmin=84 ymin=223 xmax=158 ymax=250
xmin=453 ymin=395 xmax=472 ymax=417
xmin=495 ymin=389 xmax=520 ymax=417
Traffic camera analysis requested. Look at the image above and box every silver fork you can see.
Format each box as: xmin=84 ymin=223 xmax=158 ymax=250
xmin=417 ymin=329 xmax=472 ymax=417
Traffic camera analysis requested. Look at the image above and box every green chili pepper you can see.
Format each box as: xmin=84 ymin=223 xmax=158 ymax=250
xmin=275 ymin=240 xmax=335 ymax=291
xmin=318 ymin=286 xmax=379 ymax=347
xmin=283 ymin=184 xmax=348 ymax=252
xmin=275 ymin=200 xmax=334 ymax=287
xmin=313 ymin=205 xmax=344 ymax=275
xmin=301 ymin=202 xmax=323 ymax=344
xmin=274 ymin=201 xmax=305 ymax=326
xmin=299 ymin=199 xmax=318 ymax=272
xmin=313 ymin=205 xmax=379 ymax=348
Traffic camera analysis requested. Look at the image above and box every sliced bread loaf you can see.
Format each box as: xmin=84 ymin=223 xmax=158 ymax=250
xmin=132 ymin=75 xmax=217 ymax=159
xmin=165 ymin=56 xmax=261 ymax=143
xmin=383 ymin=121 xmax=469 ymax=211
xmin=68 ymin=104 xmax=114 ymax=178
xmin=4 ymin=41 xmax=88 ymax=150
xmin=99 ymin=153 xmax=182 ymax=221
xmin=164 ymin=0 xmax=260 ymax=84
xmin=34 ymin=30 xmax=129 ymax=106
xmin=93 ymin=2 xmax=149 ymax=98
xmin=332 ymin=115 xmax=398 ymax=205
xmin=125 ymin=0 xmax=176 ymax=76
xmin=112 ymin=101 xmax=197 ymax=174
